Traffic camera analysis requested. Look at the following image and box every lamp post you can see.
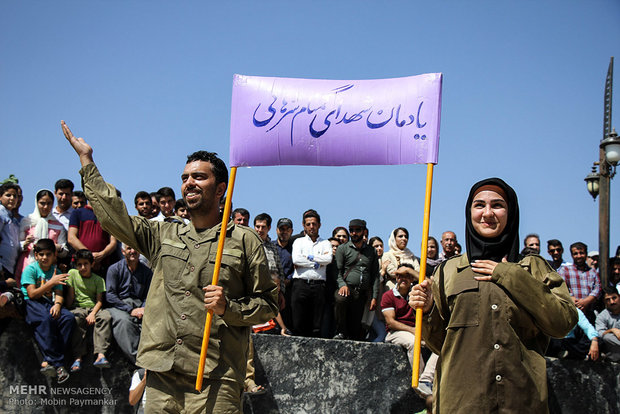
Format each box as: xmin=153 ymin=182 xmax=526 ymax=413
xmin=585 ymin=57 xmax=617 ymax=288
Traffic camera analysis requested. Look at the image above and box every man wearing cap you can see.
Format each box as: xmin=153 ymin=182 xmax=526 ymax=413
xmin=333 ymin=219 xmax=380 ymax=340
xmin=587 ymin=250 xmax=600 ymax=271
xmin=290 ymin=209 xmax=332 ymax=337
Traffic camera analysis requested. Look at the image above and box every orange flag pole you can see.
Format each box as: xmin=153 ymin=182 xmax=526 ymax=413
xmin=195 ymin=166 xmax=238 ymax=391
xmin=412 ymin=163 xmax=434 ymax=388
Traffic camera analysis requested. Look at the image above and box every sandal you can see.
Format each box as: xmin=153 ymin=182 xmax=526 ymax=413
xmin=93 ymin=356 xmax=110 ymax=368
xmin=40 ymin=363 xmax=57 ymax=377
xmin=71 ymin=359 xmax=81 ymax=373
xmin=56 ymin=366 xmax=69 ymax=384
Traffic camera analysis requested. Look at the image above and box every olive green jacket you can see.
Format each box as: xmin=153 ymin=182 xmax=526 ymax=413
xmin=81 ymin=163 xmax=278 ymax=384
xmin=422 ymin=254 xmax=578 ymax=414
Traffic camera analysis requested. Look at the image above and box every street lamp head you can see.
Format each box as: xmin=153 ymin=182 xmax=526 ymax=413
xmin=584 ymin=165 xmax=600 ymax=199
xmin=601 ymin=128 xmax=620 ymax=166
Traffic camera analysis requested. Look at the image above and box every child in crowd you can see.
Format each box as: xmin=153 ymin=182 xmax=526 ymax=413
xmin=66 ymin=249 xmax=111 ymax=371
xmin=21 ymin=238 xmax=75 ymax=383
xmin=174 ymin=198 xmax=190 ymax=221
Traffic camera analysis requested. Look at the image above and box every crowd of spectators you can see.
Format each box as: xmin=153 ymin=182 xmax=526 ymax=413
xmin=1 ymin=176 xmax=619 ymax=401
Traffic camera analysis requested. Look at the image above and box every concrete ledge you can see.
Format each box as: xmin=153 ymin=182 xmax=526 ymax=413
xmin=2 ymin=319 xmax=619 ymax=413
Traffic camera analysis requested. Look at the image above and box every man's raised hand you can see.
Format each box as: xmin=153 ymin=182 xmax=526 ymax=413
xmin=61 ymin=120 xmax=94 ymax=166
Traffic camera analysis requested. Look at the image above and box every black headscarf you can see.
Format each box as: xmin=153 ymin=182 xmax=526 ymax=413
xmin=465 ymin=178 xmax=520 ymax=264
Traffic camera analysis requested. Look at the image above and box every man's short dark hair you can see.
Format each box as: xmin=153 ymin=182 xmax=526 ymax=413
xmin=54 ymin=179 xmax=74 ymax=192
xmin=302 ymin=209 xmax=320 ymax=224
xmin=232 ymin=208 xmax=249 ymax=218
xmin=0 ymin=183 xmax=19 ymax=197
xmin=328 ymin=237 xmax=340 ymax=244
xmin=254 ymin=213 xmax=272 ymax=227
xmin=34 ymin=238 xmax=56 ymax=254
xmin=74 ymin=249 xmax=94 ymax=263
xmin=524 ymin=233 xmax=540 ymax=244
xmin=150 ymin=191 xmax=160 ymax=202
xmin=603 ymin=286 xmax=619 ymax=296
xmin=134 ymin=191 xmax=151 ymax=206
xmin=570 ymin=242 xmax=587 ymax=253
xmin=157 ymin=187 xmax=176 ymax=200
xmin=547 ymin=239 xmax=563 ymax=248
xmin=73 ymin=190 xmax=86 ymax=201
xmin=186 ymin=151 xmax=229 ymax=186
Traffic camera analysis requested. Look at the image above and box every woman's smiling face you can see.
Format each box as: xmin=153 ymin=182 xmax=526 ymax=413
xmin=470 ymin=190 xmax=508 ymax=239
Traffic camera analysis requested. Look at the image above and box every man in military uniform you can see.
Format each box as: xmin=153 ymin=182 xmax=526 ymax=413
xmin=62 ymin=121 xmax=278 ymax=413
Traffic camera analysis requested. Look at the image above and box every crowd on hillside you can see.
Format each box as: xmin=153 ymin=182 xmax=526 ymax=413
xmin=1 ymin=176 xmax=619 ymax=407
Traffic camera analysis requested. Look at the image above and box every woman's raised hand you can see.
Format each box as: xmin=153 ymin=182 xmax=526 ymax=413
xmin=409 ymin=278 xmax=434 ymax=313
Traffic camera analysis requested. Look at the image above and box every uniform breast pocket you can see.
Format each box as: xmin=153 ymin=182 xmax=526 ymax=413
xmin=445 ymin=279 xmax=480 ymax=329
xmin=159 ymin=242 xmax=190 ymax=284
xmin=219 ymin=249 xmax=243 ymax=274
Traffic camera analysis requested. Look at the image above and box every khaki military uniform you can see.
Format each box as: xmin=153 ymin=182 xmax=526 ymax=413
xmin=81 ymin=163 xmax=278 ymax=411
xmin=422 ymin=254 xmax=577 ymax=414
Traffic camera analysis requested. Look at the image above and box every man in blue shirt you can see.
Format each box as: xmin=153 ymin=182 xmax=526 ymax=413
xmin=0 ymin=183 xmax=21 ymax=278
xmin=106 ymin=243 xmax=153 ymax=363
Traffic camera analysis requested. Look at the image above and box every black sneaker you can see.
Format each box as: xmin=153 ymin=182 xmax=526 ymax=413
xmin=332 ymin=333 xmax=346 ymax=340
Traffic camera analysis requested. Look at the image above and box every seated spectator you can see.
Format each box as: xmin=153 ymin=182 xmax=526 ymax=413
xmin=595 ymin=286 xmax=620 ymax=362
xmin=381 ymin=264 xmax=422 ymax=368
xmin=382 ymin=228 xmax=420 ymax=289
xmin=17 ymin=189 xmax=68 ymax=278
xmin=547 ymin=307 xmax=600 ymax=360
xmin=106 ymin=243 xmax=152 ymax=363
xmin=0 ymin=182 xmax=21 ymax=279
xmin=68 ymin=196 xmax=118 ymax=273
xmin=21 ymin=239 xmax=75 ymax=383
xmin=66 ymin=249 xmax=112 ymax=371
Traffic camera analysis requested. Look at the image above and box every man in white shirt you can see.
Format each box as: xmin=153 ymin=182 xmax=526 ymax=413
xmin=291 ymin=209 xmax=332 ymax=337
xmin=151 ymin=187 xmax=175 ymax=222
xmin=52 ymin=179 xmax=74 ymax=231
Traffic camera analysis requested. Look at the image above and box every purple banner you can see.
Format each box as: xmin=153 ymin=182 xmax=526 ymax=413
xmin=229 ymin=73 xmax=442 ymax=167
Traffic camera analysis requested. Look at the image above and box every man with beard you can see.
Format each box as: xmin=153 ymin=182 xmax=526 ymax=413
xmin=134 ymin=191 xmax=153 ymax=219
xmin=62 ymin=121 xmax=278 ymax=412
xmin=333 ymin=219 xmax=379 ymax=340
